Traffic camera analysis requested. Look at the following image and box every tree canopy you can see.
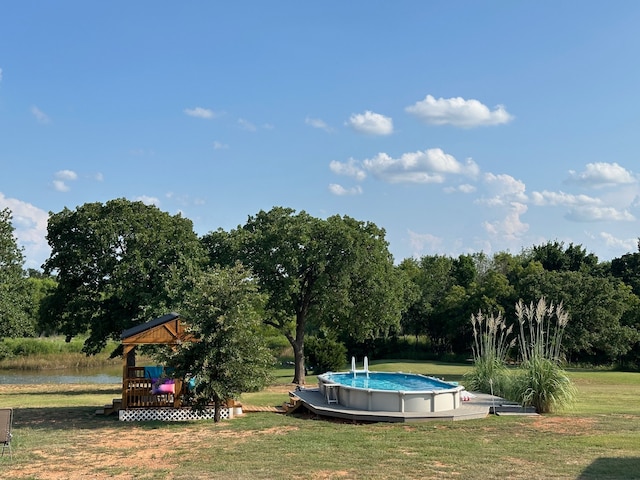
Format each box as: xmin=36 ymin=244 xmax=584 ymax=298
xmin=5 ymin=196 xmax=638 ymax=372
xmin=42 ymin=198 xmax=205 ymax=354
xmin=0 ymin=208 xmax=32 ymax=338
xmin=611 ymin=240 xmax=640 ymax=296
xmin=168 ymin=263 xmax=273 ymax=422
xmin=202 ymin=207 xmax=405 ymax=384
xmin=530 ymin=241 xmax=599 ymax=272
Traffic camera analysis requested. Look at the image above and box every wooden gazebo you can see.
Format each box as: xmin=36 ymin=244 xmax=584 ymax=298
xmin=119 ymin=312 xmax=194 ymax=410
xmin=96 ymin=313 xmax=193 ymax=415
xmin=98 ymin=312 xmax=240 ymax=421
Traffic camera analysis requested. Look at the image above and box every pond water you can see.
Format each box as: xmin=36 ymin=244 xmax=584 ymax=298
xmin=0 ymin=366 xmax=121 ymax=384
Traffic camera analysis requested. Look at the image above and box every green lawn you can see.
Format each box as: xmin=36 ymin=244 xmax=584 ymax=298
xmin=1 ymin=361 xmax=639 ymax=479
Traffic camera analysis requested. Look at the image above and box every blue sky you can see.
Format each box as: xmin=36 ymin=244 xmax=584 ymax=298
xmin=2 ymin=2 xmax=640 ymax=270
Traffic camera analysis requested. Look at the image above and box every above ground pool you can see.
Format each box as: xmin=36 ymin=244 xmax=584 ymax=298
xmin=317 ymin=359 xmax=464 ymax=413
xmin=323 ymin=371 xmax=455 ymax=391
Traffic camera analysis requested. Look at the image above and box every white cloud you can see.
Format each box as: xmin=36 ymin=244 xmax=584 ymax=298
xmin=565 ymin=206 xmax=635 ymax=222
xmin=31 ymin=106 xmax=50 ymax=124
xmin=346 ymin=110 xmax=393 ymax=135
xmin=56 ymin=170 xmax=78 ymax=181
xmin=531 ymin=190 xmax=601 ymax=207
xmin=52 ymin=170 xmax=78 ymax=192
xmin=598 ymin=232 xmax=638 ymax=252
xmin=213 ymin=141 xmax=229 ymax=150
xmin=0 ymin=68 xmax=3 ymax=81
xmin=305 ymin=116 xmax=333 ymax=132
xmin=328 ymin=184 xmax=362 ymax=196
xmin=482 ymin=202 xmax=529 ymax=240
xmin=238 ymin=118 xmax=257 ymax=131
xmin=407 ymin=230 xmax=444 ymax=257
xmin=444 ymin=184 xmax=477 ymax=194
xmin=165 ymin=192 xmax=204 ymax=207
xmin=362 ymin=149 xmax=479 ymax=184
xmin=94 ymin=172 xmax=104 ymax=182
xmin=52 ymin=180 xmax=69 ymax=192
xmin=129 ymin=148 xmax=156 ymax=157
xmin=567 ymin=162 xmax=636 ymax=188
xmin=329 ymin=149 xmax=479 ymax=186
xmin=531 ymin=189 xmax=635 ymax=223
xmin=479 ymin=173 xmax=527 ymax=205
xmin=0 ymin=193 xmax=50 ymax=269
xmin=184 ymin=107 xmax=217 ymax=119
xmin=405 ymin=94 xmax=513 ymax=128
xmin=329 ymin=159 xmax=367 ymax=181
xmin=134 ymin=195 xmax=161 ymax=207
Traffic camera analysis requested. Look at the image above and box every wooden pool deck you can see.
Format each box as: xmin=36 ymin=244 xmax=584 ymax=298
xmin=288 ymin=387 xmax=504 ymax=423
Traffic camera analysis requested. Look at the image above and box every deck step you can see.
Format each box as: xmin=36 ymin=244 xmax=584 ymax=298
xmin=282 ymin=393 xmax=303 ymax=413
xmin=495 ymin=411 xmax=540 ymax=416
xmin=95 ymin=398 xmax=123 ymax=416
xmin=241 ymin=405 xmax=285 ymax=413
xmin=491 ymin=404 xmax=538 ymax=415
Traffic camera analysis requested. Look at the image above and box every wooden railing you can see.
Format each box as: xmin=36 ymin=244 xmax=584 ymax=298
xmin=122 ymin=367 xmax=184 ymax=409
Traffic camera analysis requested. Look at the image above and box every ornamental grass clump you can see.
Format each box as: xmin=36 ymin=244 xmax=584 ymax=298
xmin=463 ymin=310 xmax=514 ymax=397
xmin=512 ymin=298 xmax=576 ymax=413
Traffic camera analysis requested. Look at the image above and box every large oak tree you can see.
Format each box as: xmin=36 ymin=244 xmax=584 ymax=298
xmin=43 ymin=199 xmax=205 ymax=354
xmin=202 ymin=207 xmax=405 ymax=385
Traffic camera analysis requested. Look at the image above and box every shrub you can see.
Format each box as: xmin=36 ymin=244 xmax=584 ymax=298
xmin=511 ymin=356 xmax=576 ymax=413
xmin=1 ymin=337 xmax=85 ymax=356
xmin=0 ymin=342 xmax=12 ymax=362
xmin=263 ymin=334 xmax=291 ymax=359
xmin=511 ymin=298 xmax=576 ymax=413
xmin=304 ymin=336 xmax=347 ymax=374
xmin=463 ymin=310 xmax=513 ymax=397
xmin=0 ymin=336 xmax=122 ymax=370
xmin=464 ymin=355 xmax=511 ymax=397
xmin=515 ymin=298 xmax=569 ymax=364
xmin=344 ymin=335 xmax=437 ymax=361
xmin=464 ymin=298 xmax=577 ymax=414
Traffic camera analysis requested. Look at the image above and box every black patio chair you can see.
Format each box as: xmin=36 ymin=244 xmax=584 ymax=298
xmin=0 ymin=407 xmax=13 ymax=459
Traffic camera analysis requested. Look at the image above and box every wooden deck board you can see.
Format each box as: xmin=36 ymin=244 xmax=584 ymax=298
xmin=241 ymin=405 xmax=286 ymax=413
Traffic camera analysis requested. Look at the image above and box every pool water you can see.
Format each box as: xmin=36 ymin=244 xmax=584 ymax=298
xmin=325 ymin=372 xmax=454 ymax=391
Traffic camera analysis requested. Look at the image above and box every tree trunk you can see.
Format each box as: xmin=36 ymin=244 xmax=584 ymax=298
xmin=291 ymin=311 xmax=307 ymax=385
xmin=292 ymin=339 xmax=305 ymax=385
xmin=214 ymin=396 xmax=221 ymax=423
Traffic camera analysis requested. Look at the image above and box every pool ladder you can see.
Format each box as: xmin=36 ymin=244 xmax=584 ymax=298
xmin=350 ymin=356 xmax=369 ymax=378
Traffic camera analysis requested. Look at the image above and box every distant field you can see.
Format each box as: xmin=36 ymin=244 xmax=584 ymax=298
xmin=1 ymin=361 xmax=639 ymax=479
xmin=0 ymin=337 xmax=122 ymax=370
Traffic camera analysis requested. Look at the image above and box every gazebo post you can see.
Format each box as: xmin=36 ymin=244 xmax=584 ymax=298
xmin=122 ymin=345 xmax=136 ymax=409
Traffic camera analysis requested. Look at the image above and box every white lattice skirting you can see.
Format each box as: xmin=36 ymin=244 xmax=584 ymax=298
xmin=119 ymin=406 xmax=238 ymax=422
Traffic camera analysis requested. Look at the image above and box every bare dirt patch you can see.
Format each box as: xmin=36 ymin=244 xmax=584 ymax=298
xmin=530 ymin=416 xmax=596 ymax=435
xmin=4 ymin=399 xmax=302 ymax=480
xmin=5 ymin=424 xmax=225 ymax=480
xmin=309 ymin=469 xmax=354 ymax=479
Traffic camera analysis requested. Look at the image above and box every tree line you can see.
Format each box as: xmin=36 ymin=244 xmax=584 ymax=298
xmin=1 ymin=199 xmax=639 ymax=383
